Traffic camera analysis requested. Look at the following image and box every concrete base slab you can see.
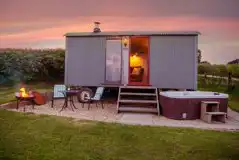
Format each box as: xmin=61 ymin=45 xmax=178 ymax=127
xmin=1 ymin=100 xmax=239 ymax=132
xmin=119 ymin=113 xmax=154 ymax=125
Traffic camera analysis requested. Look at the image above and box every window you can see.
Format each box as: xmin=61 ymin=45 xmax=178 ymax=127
xmin=105 ymin=39 xmax=122 ymax=83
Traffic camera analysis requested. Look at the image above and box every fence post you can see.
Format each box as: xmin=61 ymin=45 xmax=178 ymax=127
xmin=228 ymin=72 xmax=232 ymax=90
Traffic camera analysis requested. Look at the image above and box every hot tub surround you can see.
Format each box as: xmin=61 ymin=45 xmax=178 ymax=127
xmin=159 ymin=91 xmax=229 ymax=120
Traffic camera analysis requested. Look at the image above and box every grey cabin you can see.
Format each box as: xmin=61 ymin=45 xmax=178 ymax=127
xmin=64 ymin=28 xmax=199 ymax=90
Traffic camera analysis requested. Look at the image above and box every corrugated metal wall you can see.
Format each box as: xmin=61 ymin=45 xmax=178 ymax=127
xmin=150 ymin=36 xmax=197 ymax=89
xmin=65 ymin=37 xmax=106 ymax=86
xmin=65 ymin=35 xmax=197 ymax=89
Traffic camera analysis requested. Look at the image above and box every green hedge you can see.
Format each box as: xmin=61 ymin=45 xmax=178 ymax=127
xmin=198 ymin=63 xmax=239 ymax=78
xmin=0 ymin=49 xmax=65 ymax=85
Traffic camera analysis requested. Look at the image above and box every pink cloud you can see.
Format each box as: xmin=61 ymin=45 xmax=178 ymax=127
xmin=1 ymin=16 xmax=239 ymax=64
xmin=2 ymin=16 xmax=239 ymax=39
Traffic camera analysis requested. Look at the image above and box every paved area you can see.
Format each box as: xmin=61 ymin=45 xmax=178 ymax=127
xmin=3 ymin=99 xmax=239 ymax=131
xmin=228 ymin=108 xmax=239 ymax=121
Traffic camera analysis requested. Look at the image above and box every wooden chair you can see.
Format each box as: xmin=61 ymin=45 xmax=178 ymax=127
xmin=84 ymin=87 xmax=105 ymax=110
xmin=130 ymin=67 xmax=144 ymax=82
xmin=51 ymin=84 xmax=66 ymax=108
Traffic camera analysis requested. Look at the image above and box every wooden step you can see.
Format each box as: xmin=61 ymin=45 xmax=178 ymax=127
xmin=206 ymin=112 xmax=226 ymax=115
xmin=117 ymin=86 xmax=160 ymax=115
xmin=119 ymin=99 xmax=157 ymax=103
xmin=201 ymin=101 xmax=220 ymax=104
xmin=118 ymin=107 xmax=158 ymax=113
xmin=120 ymin=92 xmax=156 ymax=96
xmin=120 ymin=86 xmax=156 ymax=89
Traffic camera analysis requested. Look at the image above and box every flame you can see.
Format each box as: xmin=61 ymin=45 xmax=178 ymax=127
xmin=19 ymin=87 xmax=29 ymax=97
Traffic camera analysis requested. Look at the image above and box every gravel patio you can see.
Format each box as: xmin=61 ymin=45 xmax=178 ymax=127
xmin=2 ymin=99 xmax=239 ymax=131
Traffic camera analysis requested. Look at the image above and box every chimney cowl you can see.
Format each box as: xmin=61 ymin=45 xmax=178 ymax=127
xmin=93 ymin=22 xmax=101 ymax=33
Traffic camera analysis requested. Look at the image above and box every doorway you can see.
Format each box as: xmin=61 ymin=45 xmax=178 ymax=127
xmin=128 ymin=36 xmax=150 ymax=85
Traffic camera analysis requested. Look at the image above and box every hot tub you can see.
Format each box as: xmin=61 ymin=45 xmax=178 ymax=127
xmin=159 ymin=91 xmax=229 ymax=120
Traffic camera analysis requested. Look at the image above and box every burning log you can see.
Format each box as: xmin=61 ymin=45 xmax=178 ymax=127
xmin=15 ymin=87 xmax=35 ymax=112
xmin=16 ymin=87 xmax=34 ymax=98
xmin=19 ymin=87 xmax=30 ymax=97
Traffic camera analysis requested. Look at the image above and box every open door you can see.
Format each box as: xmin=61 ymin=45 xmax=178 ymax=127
xmin=128 ymin=36 xmax=150 ymax=86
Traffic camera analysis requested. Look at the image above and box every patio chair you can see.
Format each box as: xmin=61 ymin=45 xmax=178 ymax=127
xmin=83 ymin=87 xmax=105 ymax=110
xmin=130 ymin=67 xmax=144 ymax=82
xmin=51 ymin=84 xmax=66 ymax=108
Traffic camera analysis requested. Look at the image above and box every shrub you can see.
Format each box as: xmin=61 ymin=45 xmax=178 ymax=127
xmin=227 ymin=64 xmax=239 ymax=78
xmin=0 ymin=49 xmax=65 ymax=85
xmin=198 ymin=63 xmax=239 ymax=78
xmin=213 ymin=64 xmax=228 ymax=77
xmin=198 ymin=63 xmax=214 ymax=75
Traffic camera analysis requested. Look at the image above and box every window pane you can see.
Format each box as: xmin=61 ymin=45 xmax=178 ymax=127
xmin=106 ymin=40 xmax=122 ymax=82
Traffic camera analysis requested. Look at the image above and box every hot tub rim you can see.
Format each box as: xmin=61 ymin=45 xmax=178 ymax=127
xmin=159 ymin=91 xmax=229 ymax=99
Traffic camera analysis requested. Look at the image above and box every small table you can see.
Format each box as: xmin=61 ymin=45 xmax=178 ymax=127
xmin=59 ymin=90 xmax=79 ymax=112
xmin=15 ymin=93 xmax=35 ymax=112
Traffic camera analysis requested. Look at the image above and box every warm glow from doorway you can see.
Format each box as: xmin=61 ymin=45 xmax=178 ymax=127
xmin=130 ymin=54 xmax=143 ymax=67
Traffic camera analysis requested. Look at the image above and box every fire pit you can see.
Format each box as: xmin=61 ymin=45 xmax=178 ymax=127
xmin=15 ymin=87 xmax=35 ymax=112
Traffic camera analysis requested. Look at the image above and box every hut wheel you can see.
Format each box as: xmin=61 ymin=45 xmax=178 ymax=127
xmin=77 ymin=88 xmax=93 ymax=103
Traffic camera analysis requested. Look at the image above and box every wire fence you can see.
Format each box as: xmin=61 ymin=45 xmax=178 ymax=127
xmin=198 ymin=73 xmax=239 ymax=95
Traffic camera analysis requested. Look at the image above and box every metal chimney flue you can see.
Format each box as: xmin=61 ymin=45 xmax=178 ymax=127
xmin=93 ymin=22 xmax=101 ymax=33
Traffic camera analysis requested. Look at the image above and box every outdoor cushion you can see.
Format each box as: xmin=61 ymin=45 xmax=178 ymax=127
xmin=132 ymin=67 xmax=141 ymax=75
xmin=53 ymin=85 xmax=66 ymax=98
xmin=90 ymin=87 xmax=104 ymax=101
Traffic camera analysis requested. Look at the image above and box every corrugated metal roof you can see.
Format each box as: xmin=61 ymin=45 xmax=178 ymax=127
xmin=64 ymin=31 xmax=200 ymax=37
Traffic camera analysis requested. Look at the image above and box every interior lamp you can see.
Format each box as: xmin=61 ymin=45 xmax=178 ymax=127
xmin=132 ymin=52 xmax=138 ymax=58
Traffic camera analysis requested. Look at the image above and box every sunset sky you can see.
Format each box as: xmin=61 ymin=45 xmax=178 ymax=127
xmin=0 ymin=0 xmax=239 ymax=64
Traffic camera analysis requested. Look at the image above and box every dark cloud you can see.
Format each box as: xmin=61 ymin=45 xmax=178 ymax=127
xmin=1 ymin=0 xmax=239 ymax=22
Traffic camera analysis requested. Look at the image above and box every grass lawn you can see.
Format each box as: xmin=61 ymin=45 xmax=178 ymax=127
xmin=0 ymin=109 xmax=239 ymax=160
xmin=0 ymin=82 xmax=53 ymax=104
